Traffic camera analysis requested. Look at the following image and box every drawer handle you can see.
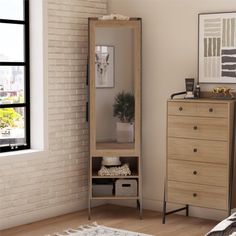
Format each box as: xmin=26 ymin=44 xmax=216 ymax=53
xmin=193 ymin=126 xmax=198 ymax=130
xmin=193 ymin=170 xmax=197 ymax=175
xmin=193 ymin=148 xmax=198 ymax=153
xmin=193 ymin=193 xmax=197 ymax=197
xmin=209 ymin=108 xmax=213 ymax=112
xmin=179 ymin=107 xmax=183 ymax=111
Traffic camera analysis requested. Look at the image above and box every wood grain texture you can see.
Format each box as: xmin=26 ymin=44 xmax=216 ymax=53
xmin=167 ymin=181 xmax=227 ymax=210
xmin=168 ymin=101 xmax=228 ymax=118
xmin=89 ymin=18 xmax=141 ymax=157
xmin=0 ymin=205 xmax=217 ymax=236
xmin=88 ymin=18 xmax=142 ymax=214
xmin=166 ymin=100 xmax=235 ymax=213
xmin=168 ymin=159 xmax=228 ymax=187
xmin=168 ymin=137 xmax=228 ymax=164
xmin=168 ymin=116 xmax=228 ymax=141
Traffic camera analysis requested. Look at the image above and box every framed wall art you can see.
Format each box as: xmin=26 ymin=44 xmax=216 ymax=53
xmin=198 ymin=12 xmax=236 ymax=83
xmin=95 ymin=45 xmax=114 ymax=88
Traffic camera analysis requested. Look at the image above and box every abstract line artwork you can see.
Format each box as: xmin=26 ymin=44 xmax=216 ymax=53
xmin=199 ymin=12 xmax=236 ymax=83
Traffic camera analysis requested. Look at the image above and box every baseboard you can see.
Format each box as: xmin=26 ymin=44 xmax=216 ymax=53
xmin=1 ymin=197 xmax=231 ymax=230
xmin=0 ymin=198 xmax=105 ymax=230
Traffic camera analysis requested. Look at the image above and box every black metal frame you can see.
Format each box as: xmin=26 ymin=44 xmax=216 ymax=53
xmin=0 ymin=0 xmax=30 ymax=152
xmin=162 ymin=182 xmax=189 ymax=224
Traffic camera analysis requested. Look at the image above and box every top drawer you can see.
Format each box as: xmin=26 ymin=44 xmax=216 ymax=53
xmin=168 ymin=101 xmax=228 ymax=118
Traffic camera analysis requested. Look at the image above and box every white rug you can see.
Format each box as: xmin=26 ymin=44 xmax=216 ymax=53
xmin=46 ymin=222 xmax=151 ymax=236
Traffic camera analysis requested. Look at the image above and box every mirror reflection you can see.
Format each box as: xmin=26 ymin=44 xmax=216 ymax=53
xmin=95 ymin=27 xmax=135 ymax=146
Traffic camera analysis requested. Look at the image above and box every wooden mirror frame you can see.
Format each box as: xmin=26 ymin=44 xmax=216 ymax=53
xmin=88 ymin=18 xmax=142 ymax=157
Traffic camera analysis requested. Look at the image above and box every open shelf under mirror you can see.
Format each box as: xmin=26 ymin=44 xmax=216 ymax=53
xmin=92 ymin=156 xmax=139 ymax=176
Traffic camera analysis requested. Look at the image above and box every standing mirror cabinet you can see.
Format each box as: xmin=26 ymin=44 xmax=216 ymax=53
xmin=88 ymin=17 xmax=142 ymax=219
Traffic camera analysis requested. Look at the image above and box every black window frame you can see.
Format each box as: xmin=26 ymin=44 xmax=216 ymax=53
xmin=0 ymin=0 xmax=30 ymax=152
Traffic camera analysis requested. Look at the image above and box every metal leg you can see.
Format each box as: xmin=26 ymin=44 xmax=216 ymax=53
xmin=162 ymin=180 xmax=167 ymax=224
xmin=162 ymin=200 xmax=167 ymax=224
xmin=136 ymin=199 xmax=142 ymax=219
xmin=186 ymin=204 xmax=189 ymax=216
xmin=139 ymin=199 xmax=143 ymax=220
xmin=162 ymin=180 xmax=189 ymax=224
xmin=88 ymin=198 xmax=91 ymax=220
xmin=137 ymin=199 xmax=140 ymax=210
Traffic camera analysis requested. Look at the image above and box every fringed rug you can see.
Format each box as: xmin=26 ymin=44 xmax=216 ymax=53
xmin=46 ymin=222 xmax=151 ymax=236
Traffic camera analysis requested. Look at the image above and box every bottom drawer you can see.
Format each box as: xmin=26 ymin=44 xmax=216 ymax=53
xmin=167 ymin=181 xmax=227 ymax=210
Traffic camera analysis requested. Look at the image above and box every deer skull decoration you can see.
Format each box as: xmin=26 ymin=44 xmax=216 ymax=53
xmin=95 ymin=53 xmax=110 ymax=86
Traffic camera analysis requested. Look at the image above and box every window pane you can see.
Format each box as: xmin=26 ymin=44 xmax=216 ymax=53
xmin=0 ymin=107 xmax=26 ymax=147
xmin=0 ymin=0 xmax=24 ymax=21
xmin=0 ymin=66 xmax=25 ymax=104
xmin=0 ymin=23 xmax=24 ymax=62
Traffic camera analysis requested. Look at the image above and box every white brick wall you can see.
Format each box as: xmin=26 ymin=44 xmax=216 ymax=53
xmin=0 ymin=0 xmax=107 ymax=229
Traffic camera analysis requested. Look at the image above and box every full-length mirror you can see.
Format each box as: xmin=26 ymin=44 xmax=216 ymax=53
xmin=95 ymin=27 xmax=134 ymax=144
xmin=89 ymin=19 xmax=141 ymax=156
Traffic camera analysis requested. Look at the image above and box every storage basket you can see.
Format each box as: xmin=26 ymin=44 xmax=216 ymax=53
xmin=115 ymin=179 xmax=137 ymax=197
xmin=92 ymin=184 xmax=113 ymax=197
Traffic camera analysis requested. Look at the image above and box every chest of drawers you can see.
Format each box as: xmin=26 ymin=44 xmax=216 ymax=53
xmin=163 ymin=99 xmax=235 ymax=223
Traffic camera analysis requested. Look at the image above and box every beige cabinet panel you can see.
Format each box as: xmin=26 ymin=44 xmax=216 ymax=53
xmin=165 ymin=99 xmax=234 ymax=215
xmin=168 ymin=101 xmax=228 ymax=118
xmin=167 ymin=181 xmax=227 ymax=210
xmin=168 ymin=116 xmax=228 ymax=141
xmin=197 ymin=103 xmax=228 ymax=118
xmin=168 ymin=159 xmax=228 ymax=187
xmin=168 ymin=102 xmax=197 ymax=116
xmin=168 ymin=138 xmax=228 ymax=164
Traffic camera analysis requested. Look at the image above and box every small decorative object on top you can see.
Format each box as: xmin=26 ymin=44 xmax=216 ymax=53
xmin=98 ymin=163 xmax=131 ymax=176
xmin=184 ymin=78 xmax=195 ymax=99
xmin=195 ymin=84 xmax=201 ymax=99
xmin=113 ymin=91 xmax=135 ymax=143
xmin=211 ymin=87 xmax=234 ymax=99
xmin=99 ymin=14 xmax=130 ymax=21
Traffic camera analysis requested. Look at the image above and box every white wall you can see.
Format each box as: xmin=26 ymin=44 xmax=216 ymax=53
xmin=109 ymin=0 xmax=236 ymax=220
xmin=95 ymin=28 xmax=134 ymax=141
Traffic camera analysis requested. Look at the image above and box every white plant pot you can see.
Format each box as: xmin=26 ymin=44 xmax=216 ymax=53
xmin=116 ymin=122 xmax=134 ymax=143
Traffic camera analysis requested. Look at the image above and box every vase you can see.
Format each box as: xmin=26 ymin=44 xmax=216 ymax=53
xmin=116 ymin=122 xmax=134 ymax=143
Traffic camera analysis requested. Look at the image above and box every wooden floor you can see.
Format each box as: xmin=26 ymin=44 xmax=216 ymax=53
xmin=1 ymin=205 xmax=217 ymax=236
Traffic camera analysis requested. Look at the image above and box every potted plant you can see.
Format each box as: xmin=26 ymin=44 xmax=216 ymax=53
xmin=113 ymin=91 xmax=135 ymax=143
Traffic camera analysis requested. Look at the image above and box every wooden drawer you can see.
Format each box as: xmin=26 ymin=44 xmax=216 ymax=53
xmin=168 ymin=101 xmax=228 ymax=118
xmin=168 ymin=138 xmax=228 ymax=164
xmin=168 ymin=102 xmax=197 ymax=116
xmin=197 ymin=103 xmax=228 ymax=118
xmin=167 ymin=181 xmax=227 ymax=210
xmin=168 ymin=116 xmax=228 ymax=141
xmin=168 ymin=159 xmax=228 ymax=187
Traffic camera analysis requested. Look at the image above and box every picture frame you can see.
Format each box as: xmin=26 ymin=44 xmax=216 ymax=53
xmin=95 ymin=45 xmax=115 ymax=88
xmin=198 ymin=12 xmax=236 ymax=83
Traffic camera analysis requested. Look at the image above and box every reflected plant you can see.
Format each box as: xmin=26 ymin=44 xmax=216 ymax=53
xmin=113 ymin=91 xmax=135 ymax=123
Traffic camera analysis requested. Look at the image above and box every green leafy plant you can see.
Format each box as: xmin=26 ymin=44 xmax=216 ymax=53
xmin=0 ymin=108 xmax=22 ymax=129
xmin=113 ymin=91 xmax=135 ymax=123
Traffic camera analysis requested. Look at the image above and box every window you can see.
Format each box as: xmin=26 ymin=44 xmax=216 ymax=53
xmin=0 ymin=0 xmax=30 ymax=152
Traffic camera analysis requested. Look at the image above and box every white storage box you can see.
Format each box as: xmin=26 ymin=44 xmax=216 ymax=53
xmin=92 ymin=184 xmax=113 ymax=197
xmin=115 ymin=179 xmax=137 ymax=197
